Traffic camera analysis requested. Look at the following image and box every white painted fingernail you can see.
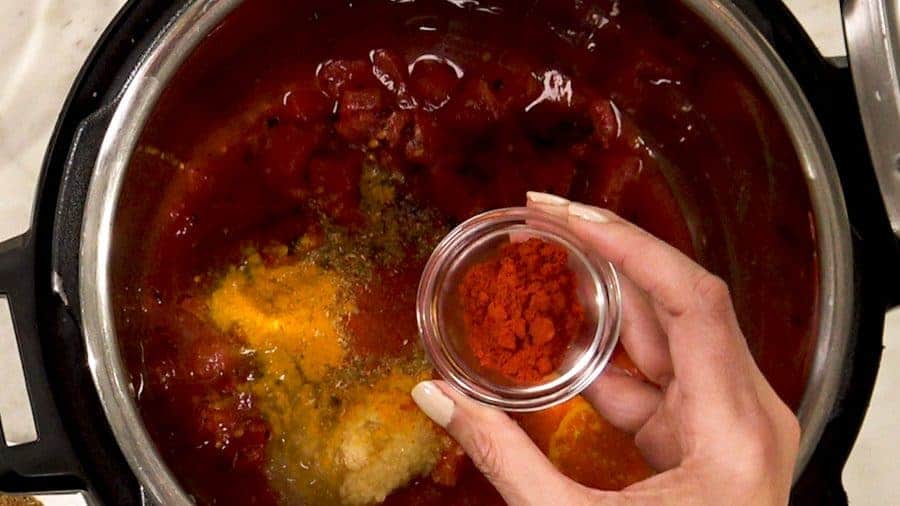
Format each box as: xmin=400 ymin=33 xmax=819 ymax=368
xmin=569 ymin=203 xmax=611 ymax=224
xmin=527 ymin=191 xmax=570 ymax=207
xmin=412 ymin=381 xmax=454 ymax=428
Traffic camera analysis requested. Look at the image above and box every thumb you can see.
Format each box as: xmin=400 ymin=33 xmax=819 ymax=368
xmin=411 ymin=381 xmax=588 ymax=506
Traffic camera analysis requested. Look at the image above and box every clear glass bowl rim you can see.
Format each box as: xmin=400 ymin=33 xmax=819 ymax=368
xmin=416 ymin=207 xmax=622 ymax=412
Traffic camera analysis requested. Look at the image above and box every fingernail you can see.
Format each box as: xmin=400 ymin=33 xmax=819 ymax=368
xmin=526 ymin=191 xmax=570 ymax=207
xmin=412 ymin=381 xmax=455 ymax=428
xmin=568 ymin=202 xmax=611 ymax=224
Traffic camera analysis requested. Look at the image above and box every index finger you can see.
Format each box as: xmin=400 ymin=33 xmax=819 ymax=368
xmin=566 ymin=203 xmax=755 ymax=399
xmin=567 ymin=204 xmax=707 ymax=318
xmin=527 ymin=192 xmax=672 ymax=384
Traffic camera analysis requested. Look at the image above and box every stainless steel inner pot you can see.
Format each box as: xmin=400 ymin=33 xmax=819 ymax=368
xmin=78 ymin=0 xmax=854 ymax=503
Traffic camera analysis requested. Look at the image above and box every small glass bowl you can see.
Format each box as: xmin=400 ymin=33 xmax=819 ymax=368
xmin=417 ymin=207 xmax=621 ymax=412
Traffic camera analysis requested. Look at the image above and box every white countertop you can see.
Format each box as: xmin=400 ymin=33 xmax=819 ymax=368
xmin=0 ymin=1 xmax=896 ymax=504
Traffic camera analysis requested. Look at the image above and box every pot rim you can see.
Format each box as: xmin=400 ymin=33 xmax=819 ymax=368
xmin=78 ymin=0 xmax=853 ymax=503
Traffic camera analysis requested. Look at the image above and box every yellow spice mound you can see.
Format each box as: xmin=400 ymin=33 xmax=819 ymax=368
xmin=208 ymin=253 xmax=351 ymax=382
xmin=207 ymin=250 xmax=447 ymax=505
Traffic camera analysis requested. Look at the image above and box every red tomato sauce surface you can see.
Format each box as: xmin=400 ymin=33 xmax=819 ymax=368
xmin=111 ymin=1 xmax=818 ymax=504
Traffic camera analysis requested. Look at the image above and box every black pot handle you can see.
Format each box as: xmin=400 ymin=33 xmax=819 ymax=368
xmin=841 ymin=0 xmax=900 ymax=308
xmin=0 ymin=94 xmax=118 ymax=498
xmin=844 ymin=0 xmax=900 ymax=239
xmin=0 ymin=234 xmax=85 ymax=493
xmin=735 ymin=1 xmax=891 ymax=505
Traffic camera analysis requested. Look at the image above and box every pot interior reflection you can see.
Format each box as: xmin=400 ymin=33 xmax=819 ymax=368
xmin=109 ymin=0 xmax=817 ymax=504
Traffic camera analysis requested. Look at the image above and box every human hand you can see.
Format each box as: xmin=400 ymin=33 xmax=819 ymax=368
xmin=411 ymin=192 xmax=800 ymax=506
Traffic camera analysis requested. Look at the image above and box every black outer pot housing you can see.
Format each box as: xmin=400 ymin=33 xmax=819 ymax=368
xmin=0 ymin=0 xmax=897 ymax=504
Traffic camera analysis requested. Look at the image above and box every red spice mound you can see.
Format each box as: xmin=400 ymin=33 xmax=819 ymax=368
xmin=459 ymin=238 xmax=585 ymax=383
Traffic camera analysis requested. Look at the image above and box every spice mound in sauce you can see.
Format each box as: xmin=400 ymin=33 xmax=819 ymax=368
xmin=202 ymin=166 xmax=456 ymax=505
xmin=460 ymin=238 xmax=585 ymax=383
xmin=209 ymin=254 xmax=350 ymax=382
xmin=114 ymin=0 xmax=818 ymax=504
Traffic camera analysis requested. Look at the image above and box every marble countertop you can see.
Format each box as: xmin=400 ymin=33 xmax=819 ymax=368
xmin=0 ymin=1 xmax=895 ymax=504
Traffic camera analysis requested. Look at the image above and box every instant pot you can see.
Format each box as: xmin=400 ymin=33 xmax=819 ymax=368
xmin=0 ymin=0 xmax=897 ymax=504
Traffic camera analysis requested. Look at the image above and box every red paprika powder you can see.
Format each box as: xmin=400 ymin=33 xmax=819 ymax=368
xmin=458 ymin=238 xmax=585 ymax=383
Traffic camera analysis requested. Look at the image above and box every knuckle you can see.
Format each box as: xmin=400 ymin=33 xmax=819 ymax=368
xmin=467 ymin=426 xmax=504 ymax=481
xmin=692 ymin=273 xmax=732 ymax=309
xmin=733 ymin=411 xmax=790 ymax=476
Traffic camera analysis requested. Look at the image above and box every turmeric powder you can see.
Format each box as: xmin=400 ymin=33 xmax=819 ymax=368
xmin=208 ymin=251 xmax=351 ymax=382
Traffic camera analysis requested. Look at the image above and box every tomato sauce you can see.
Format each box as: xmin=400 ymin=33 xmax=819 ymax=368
xmin=110 ymin=1 xmax=819 ymax=504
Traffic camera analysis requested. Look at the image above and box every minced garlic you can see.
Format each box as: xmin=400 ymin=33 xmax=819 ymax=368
xmin=254 ymin=353 xmax=447 ymax=505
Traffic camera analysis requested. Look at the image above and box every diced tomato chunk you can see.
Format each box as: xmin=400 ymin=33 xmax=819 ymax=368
xmin=335 ymin=88 xmax=386 ymax=142
xmin=409 ymin=58 xmax=461 ymax=110
xmin=341 ymin=88 xmax=385 ymax=113
xmin=589 ymin=98 xmax=621 ymax=147
xmin=370 ymin=49 xmax=413 ymax=107
xmin=317 ymin=59 xmax=377 ymax=98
